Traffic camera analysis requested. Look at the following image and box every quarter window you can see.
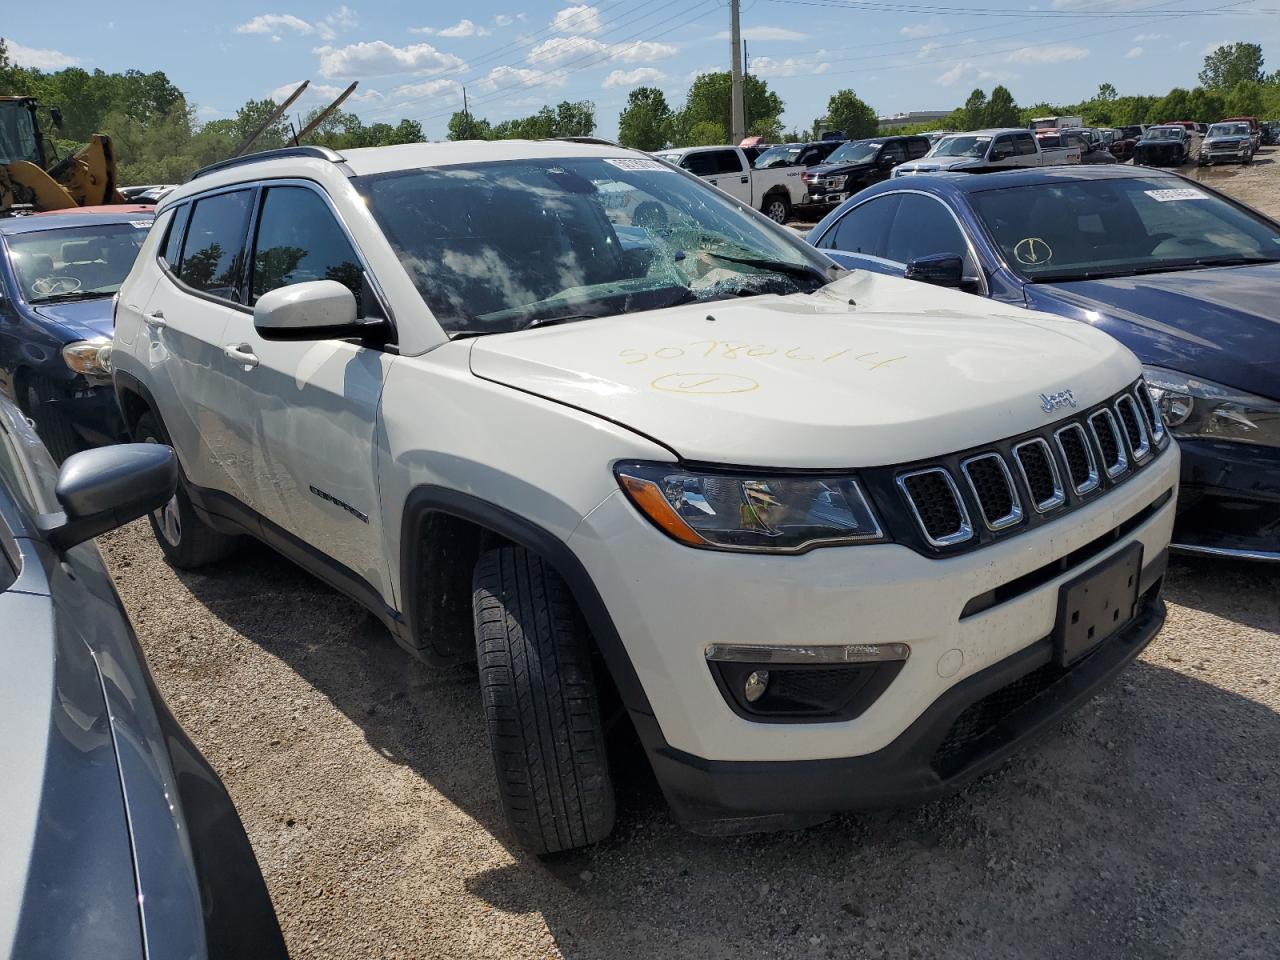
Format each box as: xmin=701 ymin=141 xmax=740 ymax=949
xmin=161 ymin=203 xmax=190 ymax=268
xmin=178 ymin=190 xmax=253 ymax=300
xmin=249 ymin=186 xmax=364 ymax=309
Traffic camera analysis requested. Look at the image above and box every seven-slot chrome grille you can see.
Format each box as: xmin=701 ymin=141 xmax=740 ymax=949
xmin=885 ymin=380 xmax=1168 ymax=554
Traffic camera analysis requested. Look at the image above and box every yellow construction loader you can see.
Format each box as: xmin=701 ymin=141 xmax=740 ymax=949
xmin=0 ymin=96 xmax=124 ymax=215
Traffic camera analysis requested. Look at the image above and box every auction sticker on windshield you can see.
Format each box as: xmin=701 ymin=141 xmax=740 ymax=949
xmin=604 ymin=158 xmax=673 ymax=172
xmin=1145 ymin=188 xmax=1209 ymax=202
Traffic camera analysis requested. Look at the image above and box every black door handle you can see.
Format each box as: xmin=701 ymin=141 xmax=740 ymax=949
xmin=740 ymin=176 xmax=749 ymax=183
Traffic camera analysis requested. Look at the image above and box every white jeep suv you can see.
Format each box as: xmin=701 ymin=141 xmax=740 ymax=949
xmin=111 ymin=140 xmax=1179 ymax=854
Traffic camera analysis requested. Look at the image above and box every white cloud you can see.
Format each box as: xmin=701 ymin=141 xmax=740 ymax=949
xmin=550 ymin=4 xmax=603 ymax=36
xmin=1007 ymin=44 xmax=1089 ymax=64
xmin=269 ymin=80 xmax=384 ymax=106
xmin=1124 ymin=46 xmax=1144 ymax=59
xmin=1134 ymin=32 xmax=1165 ymax=41
xmin=712 ymin=26 xmax=807 ymax=41
xmin=602 ymin=67 xmax=666 ymax=88
xmin=392 ymin=77 xmax=462 ymax=99
xmin=236 ymin=6 xmax=355 ymax=41
xmin=936 ymin=61 xmax=1013 ymax=86
xmin=3 ymin=40 xmax=79 ymax=69
xmin=494 ymin=14 xmax=514 ymax=26
xmin=480 ymin=65 xmax=569 ymax=91
xmin=750 ymin=54 xmax=829 ymax=78
xmin=527 ymin=36 xmax=677 ymax=67
xmin=1177 ymin=40 xmax=1191 ymax=49
xmin=196 ymin=104 xmax=225 ymax=121
xmin=900 ymin=22 xmax=947 ymax=39
xmin=315 ymin=40 xmax=466 ymax=78
xmin=415 ymin=18 xmax=492 ymax=38
xmin=917 ymin=41 xmax=942 ymax=59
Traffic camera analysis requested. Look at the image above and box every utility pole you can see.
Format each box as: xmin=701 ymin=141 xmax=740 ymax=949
xmin=743 ymin=41 xmax=750 ymax=136
xmin=730 ymin=0 xmax=745 ymax=144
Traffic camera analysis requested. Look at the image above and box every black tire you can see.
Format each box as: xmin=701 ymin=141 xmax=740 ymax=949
xmin=25 ymin=375 xmax=82 ymax=463
xmin=762 ymin=194 xmax=791 ymax=224
xmin=134 ymin=411 xmax=239 ymax=568
xmin=472 ymin=546 xmax=615 ymax=855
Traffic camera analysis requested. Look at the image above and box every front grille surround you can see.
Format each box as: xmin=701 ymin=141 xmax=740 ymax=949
xmin=1089 ymin=409 xmax=1129 ymax=479
xmin=1114 ymin=394 xmax=1151 ymax=462
xmin=1134 ymin=381 xmax=1165 ymax=443
xmin=896 ymin=467 xmax=974 ymax=547
xmin=880 ymin=380 xmax=1168 ymax=557
xmin=1012 ymin=438 xmax=1066 ymax=513
xmin=960 ymin=453 xmax=1023 ymax=531
xmin=1054 ymin=423 xmax=1101 ymax=495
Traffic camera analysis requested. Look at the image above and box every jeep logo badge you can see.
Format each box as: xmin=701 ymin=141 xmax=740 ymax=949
xmin=1040 ymin=389 xmax=1077 ymax=414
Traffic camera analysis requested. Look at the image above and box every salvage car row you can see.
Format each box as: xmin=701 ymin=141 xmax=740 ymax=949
xmin=0 ymin=134 xmax=1275 ymax=956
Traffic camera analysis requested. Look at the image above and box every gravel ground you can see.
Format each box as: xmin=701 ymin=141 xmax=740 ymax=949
xmin=100 ymin=155 xmax=1280 ymax=960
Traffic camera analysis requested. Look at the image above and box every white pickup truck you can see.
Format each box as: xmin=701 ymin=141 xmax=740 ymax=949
xmin=652 ymin=145 xmax=803 ymax=223
xmin=894 ymin=128 xmax=1082 ymax=177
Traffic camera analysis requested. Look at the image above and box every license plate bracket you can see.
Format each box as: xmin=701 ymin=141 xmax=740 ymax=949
xmin=1053 ymin=542 xmax=1143 ymax=666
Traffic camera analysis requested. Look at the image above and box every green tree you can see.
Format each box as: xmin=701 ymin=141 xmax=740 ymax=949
xmin=1224 ymin=80 xmax=1265 ymax=118
xmin=1199 ymin=43 xmax=1264 ymax=90
xmin=984 ymin=85 xmax=1020 ymax=127
xmin=674 ymin=72 xmax=783 ymax=146
xmin=1148 ymin=87 xmax=1190 ymax=124
xmin=447 ymin=110 xmax=493 ymax=140
xmin=1096 ymin=82 xmax=1118 ymax=102
xmin=824 ymin=89 xmax=878 ymax=140
xmin=962 ymin=88 xmax=988 ymax=130
xmin=748 ymin=116 xmax=784 ymax=142
xmin=686 ymin=120 xmax=726 ymax=146
xmin=1185 ymin=87 xmax=1226 ymax=123
xmin=617 ymin=86 xmax=673 ymax=150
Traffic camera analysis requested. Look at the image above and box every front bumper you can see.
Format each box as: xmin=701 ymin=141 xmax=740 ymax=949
xmin=569 ymin=443 xmax=1178 ymax=769
xmin=48 ymin=381 xmax=126 ymax=445
xmin=1172 ymin=438 xmax=1280 ymax=559
xmin=642 ymin=590 xmax=1165 ymax=830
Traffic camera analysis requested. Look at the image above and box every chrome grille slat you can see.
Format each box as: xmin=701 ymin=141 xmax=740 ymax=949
xmin=1012 ymin=438 xmax=1066 ymax=513
xmin=1089 ymin=409 xmax=1128 ymax=478
xmin=960 ymin=453 xmax=1023 ymax=531
xmin=897 ymin=467 xmax=973 ymax=547
xmin=1115 ymin=394 xmax=1151 ymax=461
xmin=1054 ymin=423 xmax=1100 ymax=495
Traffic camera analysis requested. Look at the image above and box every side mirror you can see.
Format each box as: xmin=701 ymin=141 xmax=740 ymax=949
xmin=253 ymin=280 xmax=382 ymax=342
xmin=38 ymin=444 xmax=177 ymax=551
xmin=877 ymin=154 xmax=896 ymax=169
xmin=989 ymin=149 xmax=1011 ymax=162
xmin=904 ymin=254 xmax=965 ymax=289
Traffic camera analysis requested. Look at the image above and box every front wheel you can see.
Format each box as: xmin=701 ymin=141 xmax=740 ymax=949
xmin=472 ymin=546 xmax=615 ymax=855
xmin=134 ymin=411 xmax=239 ymax=568
xmin=762 ymin=194 xmax=791 ymax=224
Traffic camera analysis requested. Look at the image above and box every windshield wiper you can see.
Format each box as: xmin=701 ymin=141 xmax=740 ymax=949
xmin=524 ymin=313 xmax=605 ymax=329
xmin=701 ymin=250 xmax=827 ymax=282
xmin=30 ymin=290 xmax=112 ymax=304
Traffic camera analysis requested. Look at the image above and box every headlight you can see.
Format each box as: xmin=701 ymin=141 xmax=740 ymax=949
xmin=828 ymin=175 xmax=847 ymax=189
xmin=615 ymin=462 xmax=884 ymax=553
xmin=1143 ymin=366 xmax=1280 ymax=447
xmin=61 ymin=337 xmax=113 ymax=378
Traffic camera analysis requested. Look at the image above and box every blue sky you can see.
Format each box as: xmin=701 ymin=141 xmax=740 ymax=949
xmin=6 ymin=1 xmax=1279 ymax=139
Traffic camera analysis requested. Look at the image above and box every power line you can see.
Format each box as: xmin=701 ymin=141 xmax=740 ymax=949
xmin=766 ymin=0 xmax=1278 ymax=16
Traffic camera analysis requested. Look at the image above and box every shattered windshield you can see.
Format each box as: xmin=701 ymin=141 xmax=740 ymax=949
xmin=931 ymin=136 xmax=990 ymax=158
xmin=354 ymin=157 xmax=830 ymax=336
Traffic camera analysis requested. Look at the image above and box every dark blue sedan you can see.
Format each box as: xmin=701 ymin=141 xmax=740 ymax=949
xmin=0 ymin=208 xmax=153 ymax=460
xmin=807 ymin=166 xmax=1280 ymax=560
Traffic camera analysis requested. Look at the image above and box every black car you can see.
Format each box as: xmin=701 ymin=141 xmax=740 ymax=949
xmin=752 ymin=140 xmax=844 ymax=171
xmin=1133 ymin=125 xmax=1191 ymax=166
xmin=799 ymin=135 xmax=931 ymax=211
xmin=0 ymin=394 xmax=287 ymax=957
xmin=808 ymin=165 xmax=1280 ymax=560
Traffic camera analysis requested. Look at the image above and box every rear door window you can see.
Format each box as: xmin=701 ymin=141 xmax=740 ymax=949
xmin=1013 ymin=133 xmax=1038 ymax=156
xmin=178 ymin=189 xmax=253 ymax=301
xmin=819 ymin=194 xmax=902 ymax=256
xmin=249 ymin=186 xmax=364 ymax=310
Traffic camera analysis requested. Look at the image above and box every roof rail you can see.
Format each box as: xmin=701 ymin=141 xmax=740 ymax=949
xmin=187 ymin=145 xmax=346 ymax=182
xmin=550 ymin=136 xmax=621 ymax=147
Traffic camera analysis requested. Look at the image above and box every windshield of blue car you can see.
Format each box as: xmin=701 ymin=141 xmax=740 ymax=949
xmin=753 ymin=145 xmax=803 ymax=168
xmin=931 ymin=136 xmax=990 ymax=158
xmin=824 ymin=141 xmax=880 ymax=165
xmin=354 ymin=157 xmax=831 ymax=335
xmin=1144 ymin=128 xmax=1182 ymax=141
xmin=970 ymin=176 xmax=1280 ymax=282
xmin=7 ymin=221 xmax=151 ymax=302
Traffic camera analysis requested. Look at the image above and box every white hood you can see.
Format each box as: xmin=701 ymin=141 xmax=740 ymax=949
xmin=468 ymin=271 xmax=1139 ymax=468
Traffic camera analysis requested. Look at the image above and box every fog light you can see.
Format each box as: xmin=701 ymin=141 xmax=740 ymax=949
xmin=744 ymin=670 xmax=770 ymax=703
